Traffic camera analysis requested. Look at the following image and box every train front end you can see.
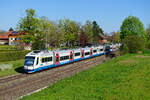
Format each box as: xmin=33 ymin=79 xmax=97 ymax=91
xmin=24 ymin=56 xmax=36 ymax=73
xmin=24 ymin=51 xmax=40 ymax=73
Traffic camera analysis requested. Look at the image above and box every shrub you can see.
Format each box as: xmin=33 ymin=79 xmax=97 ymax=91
xmin=142 ymin=49 xmax=150 ymax=54
xmin=145 ymin=40 xmax=150 ymax=49
xmin=0 ymin=45 xmax=17 ymax=50
xmin=123 ymin=35 xmax=145 ymax=53
xmin=0 ymin=64 xmax=13 ymax=71
xmin=120 ymin=44 xmax=129 ymax=54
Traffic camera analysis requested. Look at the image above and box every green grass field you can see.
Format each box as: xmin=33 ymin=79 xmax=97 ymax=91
xmin=0 ymin=59 xmax=24 ymax=77
xmin=21 ymin=54 xmax=150 ymax=100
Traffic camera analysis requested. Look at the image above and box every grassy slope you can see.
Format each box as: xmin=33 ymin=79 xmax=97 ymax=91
xmin=21 ymin=54 xmax=150 ymax=100
xmin=0 ymin=45 xmax=28 ymax=77
xmin=0 ymin=59 xmax=24 ymax=77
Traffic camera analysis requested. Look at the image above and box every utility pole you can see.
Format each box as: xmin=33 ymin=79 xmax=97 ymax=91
xmin=45 ymin=29 xmax=48 ymax=51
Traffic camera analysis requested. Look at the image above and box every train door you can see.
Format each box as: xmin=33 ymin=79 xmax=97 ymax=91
xmin=70 ymin=51 xmax=73 ymax=62
xmin=56 ymin=53 xmax=59 ymax=65
xmin=90 ymin=48 xmax=92 ymax=56
xmin=82 ymin=50 xmax=84 ymax=59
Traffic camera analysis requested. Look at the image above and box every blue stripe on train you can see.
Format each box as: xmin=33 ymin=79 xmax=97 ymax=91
xmin=91 ymin=53 xmax=104 ymax=57
xmin=57 ymin=60 xmax=72 ymax=66
xmin=25 ymin=64 xmax=55 ymax=73
xmin=73 ymin=58 xmax=82 ymax=62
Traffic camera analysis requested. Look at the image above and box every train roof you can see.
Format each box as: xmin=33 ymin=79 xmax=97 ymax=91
xmin=25 ymin=44 xmax=108 ymax=57
xmin=54 ymin=49 xmax=72 ymax=53
xmin=26 ymin=50 xmax=54 ymax=56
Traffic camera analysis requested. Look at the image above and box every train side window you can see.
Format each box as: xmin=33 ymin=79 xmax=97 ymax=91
xmin=93 ymin=50 xmax=97 ymax=53
xmin=48 ymin=57 xmax=50 ymax=61
xmin=36 ymin=57 xmax=39 ymax=65
xmin=45 ymin=58 xmax=48 ymax=62
xmin=42 ymin=57 xmax=52 ymax=63
xmin=85 ymin=52 xmax=90 ymax=56
xmin=64 ymin=56 xmax=69 ymax=60
xmin=60 ymin=56 xmax=69 ymax=61
xmin=66 ymin=56 xmax=69 ymax=59
xmin=60 ymin=57 xmax=63 ymax=61
xmin=75 ymin=52 xmax=80 ymax=56
xmin=48 ymin=57 xmax=52 ymax=62
xmin=100 ymin=49 xmax=103 ymax=51
xmin=42 ymin=58 xmax=44 ymax=63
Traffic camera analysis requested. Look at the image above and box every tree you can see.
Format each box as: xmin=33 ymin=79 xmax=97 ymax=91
xmin=120 ymin=16 xmax=146 ymax=40
xmin=146 ymin=24 xmax=150 ymax=39
xmin=58 ymin=19 xmax=80 ymax=47
xmin=39 ymin=16 xmax=63 ymax=48
xmin=123 ymin=35 xmax=145 ymax=53
xmin=79 ymin=29 xmax=88 ymax=47
xmin=17 ymin=9 xmax=40 ymax=44
xmin=92 ymin=21 xmax=103 ymax=44
xmin=82 ymin=20 xmax=93 ymax=43
xmin=17 ymin=9 xmax=46 ymax=50
xmin=111 ymin=31 xmax=120 ymax=43
xmin=32 ymin=32 xmax=45 ymax=50
xmin=145 ymin=24 xmax=150 ymax=49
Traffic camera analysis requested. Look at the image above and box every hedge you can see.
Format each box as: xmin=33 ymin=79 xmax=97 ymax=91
xmin=0 ymin=45 xmax=17 ymax=50
xmin=0 ymin=51 xmax=30 ymax=62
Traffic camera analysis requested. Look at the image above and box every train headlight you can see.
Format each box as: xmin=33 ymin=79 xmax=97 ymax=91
xmin=24 ymin=65 xmax=27 ymax=69
xmin=27 ymin=66 xmax=34 ymax=70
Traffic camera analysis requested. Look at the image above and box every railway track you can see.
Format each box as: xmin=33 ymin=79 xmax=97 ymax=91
xmin=0 ymin=55 xmax=108 ymax=100
xmin=0 ymin=74 xmax=27 ymax=84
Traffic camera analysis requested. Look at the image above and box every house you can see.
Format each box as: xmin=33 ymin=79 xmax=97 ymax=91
xmin=8 ymin=31 xmax=23 ymax=45
xmin=0 ymin=30 xmax=24 ymax=45
xmin=99 ymin=34 xmax=109 ymax=44
xmin=0 ymin=34 xmax=9 ymax=45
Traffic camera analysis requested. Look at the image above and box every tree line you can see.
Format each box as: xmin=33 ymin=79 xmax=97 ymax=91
xmin=16 ymin=9 xmax=104 ymax=50
xmin=12 ymin=8 xmax=150 ymax=53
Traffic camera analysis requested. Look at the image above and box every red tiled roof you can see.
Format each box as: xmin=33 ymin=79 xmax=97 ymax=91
xmin=0 ymin=34 xmax=9 ymax=39
xmin=0 ymin=31 xmax=24 ymax=40
xmin=8 ymin=31 xmax=24 ymax=36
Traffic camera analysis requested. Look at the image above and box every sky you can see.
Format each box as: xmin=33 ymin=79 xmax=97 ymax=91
xmin=0 ymin=0 xmax=150 ymax=33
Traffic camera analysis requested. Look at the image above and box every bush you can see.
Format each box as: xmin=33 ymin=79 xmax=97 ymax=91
xmin=145 ymin=40 xmax=150 ymax=49
xmin=0 ymin=63 xmax=13 ymax=71
xmin=120 ymin=44 xmax=129 ymax=54
xmin=0 ymin=50 xmax=30 ymax=62
xmin=123 ymin=35 xmax=145 ymax=53
xmin=142 ymin=49 xmax=150 ymax=54
xmin=0 ymin=45 xmax=17 ymax=50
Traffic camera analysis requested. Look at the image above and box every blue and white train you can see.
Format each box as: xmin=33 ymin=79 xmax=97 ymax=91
xmin=24 ymin=44 xmax=120 ymax=73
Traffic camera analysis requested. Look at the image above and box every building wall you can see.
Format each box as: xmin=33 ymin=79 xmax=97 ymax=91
xmin=0 ymin=40 xmax=8 ymax=45
xmin=9 ymin=37 xmax=19 ymax=45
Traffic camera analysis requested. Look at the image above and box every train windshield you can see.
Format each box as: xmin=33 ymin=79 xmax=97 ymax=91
xmin=24 ymin=56 xmax=35 ymax=66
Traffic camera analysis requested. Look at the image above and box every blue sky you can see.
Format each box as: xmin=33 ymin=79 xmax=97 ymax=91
xmin=0 ymin=0 xmax=150 ymax=33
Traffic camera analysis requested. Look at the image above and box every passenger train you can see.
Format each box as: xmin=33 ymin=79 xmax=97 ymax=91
xmin=24 ymin=44 xmax=120 ymax=73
